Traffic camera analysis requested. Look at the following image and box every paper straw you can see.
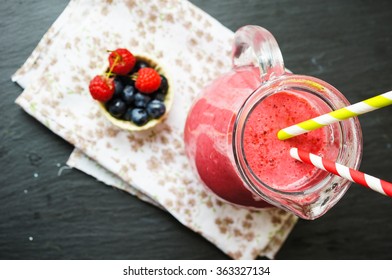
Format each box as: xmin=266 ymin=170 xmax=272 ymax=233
xmin=278 ymin=91 xmax=392 ymax=140
xmin=290 ymin=147 xmax=392 ymax=197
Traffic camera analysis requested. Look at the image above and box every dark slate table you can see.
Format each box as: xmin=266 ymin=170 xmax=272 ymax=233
xmin=1 ymin=0 xmax=391 ymax=259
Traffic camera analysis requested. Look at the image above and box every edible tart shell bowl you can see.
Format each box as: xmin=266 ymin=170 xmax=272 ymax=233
xmin=97 ymin=53 xmax=173 ymax=132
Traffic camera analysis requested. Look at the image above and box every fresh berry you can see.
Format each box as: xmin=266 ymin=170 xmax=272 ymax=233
xmin=132 ymin=60 xmax=149 ymax=73
xmin=135 ymin=68 xmax=161 ymax=94
xmin=147 ymin=99 xmax=166 ymax=119
xmin=89 ymin=75 xmax=115 ymax=102
xmin=134 ymin=92 xmax=151 ymax=108
xmin=159 ymin=75 xmax=168 ymax=93
xmin=115 ymin=74 xmax=133 ymax=86
xmin=129 ymin=108 xmax=149 ymax=126
xmin=151 ymin=90 xmax=166 ymax=101
xmin=113 ymin=79 xmax=124 ymax=99
xmin=121 ymin=85 xmax=136 ymax=105
xmin=123 ymin=108 xmax=133 ymax=122
xmin=108 ymin=48 xmax=136 ymax=75
xmin=106 ymin=98 xmax=127 ymax=118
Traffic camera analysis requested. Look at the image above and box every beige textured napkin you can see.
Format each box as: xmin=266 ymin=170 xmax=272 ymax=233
xmin=13 ymin=0 xmax=297 ymax=259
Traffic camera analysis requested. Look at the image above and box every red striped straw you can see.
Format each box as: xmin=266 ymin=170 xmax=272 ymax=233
xmin=290 ymin=147 xmax=392 ymax=197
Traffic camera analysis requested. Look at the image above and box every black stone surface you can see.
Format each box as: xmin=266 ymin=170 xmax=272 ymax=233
xmin=1 ymin=0 xmax=391 ymax=259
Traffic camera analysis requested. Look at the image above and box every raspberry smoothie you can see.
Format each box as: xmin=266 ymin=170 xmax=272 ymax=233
xmin=242 ymin=90 xmax=338 ymax=192
xmin=184 ymin=66 xmax=339 ymax=209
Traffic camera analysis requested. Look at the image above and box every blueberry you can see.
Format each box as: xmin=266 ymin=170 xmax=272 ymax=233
xmin=113 ymin=79 xmax=124 ymax=99
xmin=116 ymin=74 xmax=133 ymax=86
xmin=121 ymin=85 xmax=136 ymax=105
xmin=132 ymin=60 xmax=150 ymax=73
xmin=159 ymin=75 xmax=168 ymax=93
xmin=123 ymin=108 xmax=132 ymax=122
xmin=129 ymin=108 xmax=149 ymax=126
xmin=134 ymin=92 xmax=151 ymax=108
xmin=106 ymin=98 xmax=127 ymax=118
xmin=146 ymin=99 xmax=166 ymax=119
xmin=151 ymin=89 xmax=166 ymax=101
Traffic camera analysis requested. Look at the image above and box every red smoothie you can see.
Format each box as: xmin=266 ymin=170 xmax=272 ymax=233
xmin=243 ymin=90 xmax=337 ymax=191
xmin=184 ymin=67 xmax=339 ymax=208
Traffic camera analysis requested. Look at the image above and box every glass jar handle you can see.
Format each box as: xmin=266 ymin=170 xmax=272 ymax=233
xmin=232 ymin=25 xmax=285 ymax=83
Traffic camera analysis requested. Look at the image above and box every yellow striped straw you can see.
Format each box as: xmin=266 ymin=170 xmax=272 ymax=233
xmin=277 ymin=91 xmax=392 ymax=140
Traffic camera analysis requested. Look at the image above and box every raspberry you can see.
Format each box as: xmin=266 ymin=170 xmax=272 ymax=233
xmin=89 ymin=75 xmax=115 ymax=102
xmin=108 ymin=48 xmax=136 ymax=75
xmin=135 ymin=68 xmax=161 ymax=94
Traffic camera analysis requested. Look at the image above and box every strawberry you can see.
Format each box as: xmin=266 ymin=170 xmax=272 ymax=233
xmin=108 ymin=48 xmax=136 ymax=75
xmin=135 ymin=67 xmax=161 ymax=94
xmin=89 ymin=75 xmax=115 ymax=102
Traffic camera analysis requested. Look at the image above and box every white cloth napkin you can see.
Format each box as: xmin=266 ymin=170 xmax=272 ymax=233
xmin=13 ymin=0 xmax=297 ymax=259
